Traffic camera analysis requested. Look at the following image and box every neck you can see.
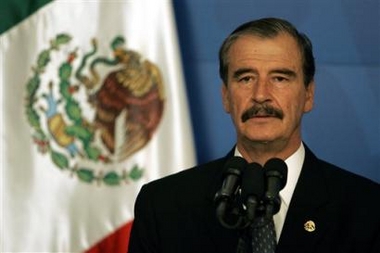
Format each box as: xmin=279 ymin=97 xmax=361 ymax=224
xmin=237 ymin=138 xmax=302 ymax=166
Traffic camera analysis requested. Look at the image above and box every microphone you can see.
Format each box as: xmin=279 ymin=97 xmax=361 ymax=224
xmin=215 ymin=156 xmax=247 ymax=229
xmin=215 ymin=156 xmax=247 ymax=203
xmin=241 ymin=162 xmax=265 ymax=225
xmin=263 ymin=158 xmax=288 ymax=219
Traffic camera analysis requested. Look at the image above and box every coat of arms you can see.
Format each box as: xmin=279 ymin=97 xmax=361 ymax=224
xmin=25 ymin=34 xmax=165 ymax=186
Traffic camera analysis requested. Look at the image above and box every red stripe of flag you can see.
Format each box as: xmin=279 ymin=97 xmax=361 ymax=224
xmin=85 ymin=221 xmax=133 ymax=253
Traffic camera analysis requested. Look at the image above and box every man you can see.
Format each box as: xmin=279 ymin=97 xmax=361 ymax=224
xmin=128 ymin=17 xmax=380 ymax=253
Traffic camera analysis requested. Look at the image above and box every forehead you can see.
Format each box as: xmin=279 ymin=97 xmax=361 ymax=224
xmin=227 ymin=33 xmax=303 ymax=71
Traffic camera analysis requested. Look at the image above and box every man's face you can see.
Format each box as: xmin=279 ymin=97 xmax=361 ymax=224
xmin=221 ymin=33 xmax=314 ymax=150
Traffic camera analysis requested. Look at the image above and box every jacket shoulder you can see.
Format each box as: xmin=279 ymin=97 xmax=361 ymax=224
xmin=139 ymin=157 xmax=228 ymax=200
xmin=317 ymin=158 xmax=380 ymax=196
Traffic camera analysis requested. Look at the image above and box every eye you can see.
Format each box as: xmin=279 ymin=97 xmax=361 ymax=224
xmin=240 ymin=76 xmax=251 ymax=82
xmin=272 ymin=76 xmax=288 ymax=82
xmin=271 ymin=76 xmax=292 ymax=88
xmin=238 ymin=75 xmax=255 ymax=84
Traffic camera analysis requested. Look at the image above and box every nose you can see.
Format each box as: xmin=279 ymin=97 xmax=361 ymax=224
xmin=251 ymin=77 xmax=271 ymax=103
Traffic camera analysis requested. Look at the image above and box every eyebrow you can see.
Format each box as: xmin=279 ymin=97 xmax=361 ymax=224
xmin=232 ymin=67 xmax=297 ymax=79
xmin=232 ymin=68 xmax=258 ymax=79
xmin=269 ymin=68 xmax=297 ymax=78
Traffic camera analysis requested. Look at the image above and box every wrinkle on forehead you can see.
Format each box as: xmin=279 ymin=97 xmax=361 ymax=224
xmin=227 ymin=34 xmax=303 ymax=77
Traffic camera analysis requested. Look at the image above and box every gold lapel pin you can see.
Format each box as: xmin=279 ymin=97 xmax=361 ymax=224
xmin=304 ymin=220 xmax=316 ymax=232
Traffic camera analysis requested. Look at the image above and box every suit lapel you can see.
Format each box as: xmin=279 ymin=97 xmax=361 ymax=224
xmin=277 ymin=146 xmax=331 ymax=252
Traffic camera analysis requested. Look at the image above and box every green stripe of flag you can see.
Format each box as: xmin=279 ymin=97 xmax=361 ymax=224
xmin=0 ymin=0 xmax=53 ymax=34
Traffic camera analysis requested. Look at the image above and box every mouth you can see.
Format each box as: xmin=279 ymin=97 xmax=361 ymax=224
xmin=241 ymin=104 xmax=284 ymax=123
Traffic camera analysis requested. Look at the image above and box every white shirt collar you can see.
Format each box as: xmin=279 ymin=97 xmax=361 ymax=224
xmin=281 ymin=143 xmax=305 ymax=207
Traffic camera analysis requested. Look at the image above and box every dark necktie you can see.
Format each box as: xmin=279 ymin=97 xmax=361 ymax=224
xmin=251 ymin=216 xmax=277 ymax=253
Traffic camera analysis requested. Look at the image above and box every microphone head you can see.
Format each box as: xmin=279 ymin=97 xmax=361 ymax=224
xmin=223 ymin=156 xmax=247 ymax=177
xmin=241 ymin=163 xmax=265 ymax=201
xmin=264 ymin=158 xmax=288 ymax=190
xmin=214 ymin=156 xmax=248 ymax=229
xmin=214 ymin=156 xmax=247 ymax=203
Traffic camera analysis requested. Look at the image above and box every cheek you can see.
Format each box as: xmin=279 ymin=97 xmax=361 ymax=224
xmin=231 ymin=93 xmax=249 ymax=115
xmin=288 ymin=96 xmax=308 ymax=122
xmin=223 ymin=86 xmax=254 ymax=118
xmin=223 ymin=90 xmax=241 ymax=114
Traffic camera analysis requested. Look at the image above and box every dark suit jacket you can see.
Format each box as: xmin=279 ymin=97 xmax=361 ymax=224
xmin=128 ymin=146 xmax=380 ymax=253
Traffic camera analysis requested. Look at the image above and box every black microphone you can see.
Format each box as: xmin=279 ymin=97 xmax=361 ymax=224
xmin=263 ymin=158 xmax=288 ymax=219
xmin=241 ymin=162 xmax=265 ymax=225
xmin=215 ymin=156 xmax=247 ymax=229
xmin=215 ymin=156 xmax=247 ymax=203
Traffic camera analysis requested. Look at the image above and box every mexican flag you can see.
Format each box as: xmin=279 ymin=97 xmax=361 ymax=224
xmin=0 ymin=0 xmax=196 ymax=252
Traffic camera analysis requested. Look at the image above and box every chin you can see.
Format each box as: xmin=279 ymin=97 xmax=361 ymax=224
xmin=247 ymin=131 xmax=276 ymax=141
xmin=244 ymin=135 xmax=277 ymax=145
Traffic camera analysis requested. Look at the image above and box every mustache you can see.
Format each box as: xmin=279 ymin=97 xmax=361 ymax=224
xmin=241 ymin=103 xmax=284 ymax=122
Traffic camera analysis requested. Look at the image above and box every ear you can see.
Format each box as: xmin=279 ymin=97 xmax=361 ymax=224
xmin=221 ymin=83 xmax=231 ymax=113
xmin=303 ymin=80 xmax=315 ymax=113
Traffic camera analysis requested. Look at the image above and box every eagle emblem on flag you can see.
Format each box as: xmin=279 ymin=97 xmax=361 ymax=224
xmin=24 ymin=34 xmax=165 ymax=186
